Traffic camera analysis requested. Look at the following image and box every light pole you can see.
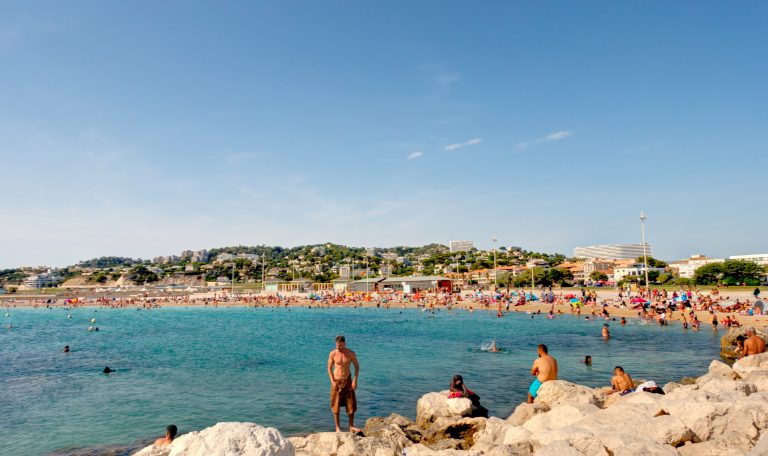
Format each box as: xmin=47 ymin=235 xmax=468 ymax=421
xmin=492 ymin=235 xmax=498 ymax=289
xmin=231 ymin=263 xmax=235 ymax=295
xmin=640 ymin=211 xmax=650 ymax=288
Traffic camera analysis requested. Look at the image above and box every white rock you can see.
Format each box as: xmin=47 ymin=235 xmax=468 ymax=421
xmin=507 ymin=403 xmax=550 ymax=426
xmin=732 ymin=352 xmax=768 ymax=378
xmin=290 ymin=431 xmax=408 ymax=456
xmin=401 ymin=443 xmax=478 ymax=455
xmin=698 ymin=360 xmax=736 ymax=382
xmin=416 ymin=391 xmax=473 ymax=427
xmin=532 ymin=440 xmax=586 ymax=456
xmin=744 ymin=370 xmax=768 ymax=392
xmin=660 ymin=399 xmax=734 ymax=441
xmin=645 ymin=414 xmax=695 ymax=446
xmin=133 ymin=445 xmax=171 ymax=456
xmin=748 ymin=431 xmax=768 ymax=456
xmin=590 ymin=431 xmax=680 ymax=456
xmin=531 ymin=427 xmax=607 ymax=455
xmin=137 ymin=422 xmax=293 ymax=456
xmin=523 ymin=404 xmax=599 ymax=434
xmin=534 ymin=381 xmax=602 ymax=408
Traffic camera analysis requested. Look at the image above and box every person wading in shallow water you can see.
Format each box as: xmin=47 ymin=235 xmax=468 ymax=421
xmin=327 ymin=335 xmax=361 ymax=433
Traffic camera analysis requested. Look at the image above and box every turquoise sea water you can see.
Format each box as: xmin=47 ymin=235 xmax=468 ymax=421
xmin=1 ymin=306 xmax=723 ymax=456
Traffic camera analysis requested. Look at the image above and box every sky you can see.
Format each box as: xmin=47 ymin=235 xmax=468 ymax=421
xmin=1 ymin=1 xmax=766 ymax=268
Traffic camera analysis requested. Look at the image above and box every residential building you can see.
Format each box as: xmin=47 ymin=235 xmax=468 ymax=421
xmin=450 ymin=240 xmax=474 ymax=253
xmin=23 ymin=272 xmax=59 ymax=289
xmin=668 ymin=255 xmax=725 ymax=279
xmin=573 ymin=243 xmax=651 ymax=260
xmin=728 ymin=254 xmax=768 ymax=266
xmin=613 ymin=263 xmax=666 ymax=282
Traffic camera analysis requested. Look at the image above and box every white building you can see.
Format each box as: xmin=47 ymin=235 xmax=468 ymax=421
xmin=450 ymin=240 xmax=474 ymax=253
xmin=613 ymin=263 xmax=666 ymax=282
xmin=668 ymin=255 xmax=725 ymax=279
xmin=23 ymin=272 xmax=59 ymax=289
xmin=573 ymin=243 xmax=651 ymax=260
xmin=728 ymin=254 xmax=768 ymax=266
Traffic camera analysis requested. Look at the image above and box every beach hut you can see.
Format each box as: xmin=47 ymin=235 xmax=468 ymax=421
xmin=381 ymin=276 xmax=452 ymax=293
xmin=349 ymin=278 xmax=385 ymax=293
xmin=332 ymin=279 xmax=353 ymax=292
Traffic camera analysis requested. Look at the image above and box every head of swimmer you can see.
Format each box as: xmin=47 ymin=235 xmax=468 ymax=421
xmin=537 ymin=344 xmax=548 ymax=357
xmin=613 ymin=366 xmax=625 ymax=375
xmin=166 ymin=424 xmax=178 ymax=441
xmin=335 ymin=335 xmax=346 ymax=351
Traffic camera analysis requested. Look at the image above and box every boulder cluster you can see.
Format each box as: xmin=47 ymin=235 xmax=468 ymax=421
xmin=134 ymin=353 xmax=768 ymax=456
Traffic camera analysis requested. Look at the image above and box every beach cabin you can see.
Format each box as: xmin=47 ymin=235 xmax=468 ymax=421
xmin=381 ymin=276 xmax=452 ymax=293
xmin=349 ymin=277 xmax=385 ymax=293
xmin=332 ymin=279 xmax=353 ymax=292
xmin=264 ymin=279 xmax=281 ymax=293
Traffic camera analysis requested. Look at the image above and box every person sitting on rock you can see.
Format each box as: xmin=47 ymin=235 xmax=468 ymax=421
xmin=154 ymin=424 xmax=178 ymax=447
xmin=610 ymin=366 xmax=634 ymax=394
xmin=448 ymin=374 xmax=488 ymax=418
xmin=742 ymin=327 xmax=767 ymax=358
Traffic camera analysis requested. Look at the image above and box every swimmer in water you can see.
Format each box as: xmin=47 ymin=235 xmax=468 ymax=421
xmin=602 ymin=324 xmax=610 ymax=339
xmin=103 ymin=366 xmax=113 ymax=374
xmin=154 ymin=424 xmax=178 ymax=447
xmin=64 ymin=345 xmax=70 ymax=353
xmin=489 ymin=340 xmax=500 ymax=352
xmin=583 ymin=355 xmax=592 ymax=366
xmin=620 ymin=317 xmax=626 ymax=326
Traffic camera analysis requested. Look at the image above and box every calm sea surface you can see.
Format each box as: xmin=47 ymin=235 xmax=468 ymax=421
xmin=1 ymin=306 xmax=723 ymax=456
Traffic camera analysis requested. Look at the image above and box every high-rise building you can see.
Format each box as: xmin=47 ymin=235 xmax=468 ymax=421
xmin=449 ymin=240 xmax=474 ymax=253
xmin=573 ymin=243 xmax=651 ymax=260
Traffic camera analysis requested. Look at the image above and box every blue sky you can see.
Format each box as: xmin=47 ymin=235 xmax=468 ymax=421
xmin=1 ymin=1 xmax=766 ymax=268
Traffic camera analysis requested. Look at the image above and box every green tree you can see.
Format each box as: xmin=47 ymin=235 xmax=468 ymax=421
xmin=128 ymin=265 xmax=159 ymax=284
xmin=637 ymin=256 xmax=668 ymax=268
xmin=590 ymin=271 xmax=609 ymax=282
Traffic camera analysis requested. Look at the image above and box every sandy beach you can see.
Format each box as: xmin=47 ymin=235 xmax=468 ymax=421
xmin=4 ymin=287 xmax=766 ymax=329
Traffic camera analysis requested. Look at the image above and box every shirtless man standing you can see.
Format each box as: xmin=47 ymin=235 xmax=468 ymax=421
xmin=528 ymin=344 xmax=558 ymax=403
xmin=742 ymin=327 xmax=767 ymax=358
xmin=611 ymin=366 xmax=634 ymax=393
xmin=327 ymin=335 xmax=360 ymax=433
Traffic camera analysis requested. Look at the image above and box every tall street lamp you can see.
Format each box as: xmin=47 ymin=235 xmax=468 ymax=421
xmin=640 ymin=211 xmax=650 ymax=288
xmin=492 ymin=235 xmax=498 ymax=289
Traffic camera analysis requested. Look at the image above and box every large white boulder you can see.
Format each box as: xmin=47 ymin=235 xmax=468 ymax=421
xmin=416 ymin=391 xmax=473 ymax=427
xmin=532 ymin=440 xmax=587 ymax=456
xmin=522 ymin=404 xmax=599 ymax=434
xmin=696 ymin=360 xmax=738 ymax=385
xmin=744 ymin=370 xmax=768 ymax=392
xmin=507 ymin=403 xmax=550 ymax=426
xmin=534 ymin=381 xmax=602 ymax=408
xmin=289 ymin=431 xmax=408 ymax=456
xmin=733 ymin=352 xmax=768 ymax=378
xmin=530 ymin=427 xmax=607 ymax=455
xmin=132 ymin=422 xmax=293 ymax=456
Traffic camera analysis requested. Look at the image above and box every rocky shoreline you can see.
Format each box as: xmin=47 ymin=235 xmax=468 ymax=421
xmin=133 ymin=345 xmax=768 ymax=455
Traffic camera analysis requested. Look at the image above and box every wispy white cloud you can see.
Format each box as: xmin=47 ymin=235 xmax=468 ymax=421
xmin=445 ymin=138 xmax=483 ymax=151
xmin=407 ymin=151 xmax=423 ymax=160
xmin=516 ymin=130 xmax=573 ymax=151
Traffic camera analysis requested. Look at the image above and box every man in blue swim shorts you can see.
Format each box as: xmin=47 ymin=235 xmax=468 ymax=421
xmin=528 ymin=344 xmax=558 ymax=403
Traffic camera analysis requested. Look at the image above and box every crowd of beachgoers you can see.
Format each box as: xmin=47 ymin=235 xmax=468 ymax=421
xmin=4 ymin=286 xmax=766 ymax=329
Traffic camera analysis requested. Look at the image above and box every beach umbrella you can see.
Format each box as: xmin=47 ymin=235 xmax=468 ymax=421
xmin=719 ymin=301 xmax=737 ymax=308
xmin=564 ymin=294 xmax=576 ymax=299
xmin=569 ymin=298 xmax=581 ymax=303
